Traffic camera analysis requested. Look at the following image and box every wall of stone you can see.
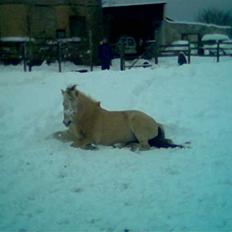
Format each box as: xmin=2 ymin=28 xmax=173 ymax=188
xmin=157 ymin=19 xmax=232 ymax=45
xmin=0 ymin=1 xmax=103 ymax=40
xmin=55 ymin=5 xmax=70 ymax=34
xmin=0 ymin=4 xmax=28 ymax=37
xmin=0 ymin=1 xmax=103 ymax=64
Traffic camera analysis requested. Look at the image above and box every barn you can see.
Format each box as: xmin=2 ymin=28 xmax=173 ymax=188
xmin=102 ymin=0 xmax=166 ymax=44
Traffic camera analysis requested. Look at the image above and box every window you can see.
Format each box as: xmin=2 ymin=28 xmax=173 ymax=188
xmin=56 ymin=29 xmax=65 ymax=39
xmin=69 ymin=16 xmax=86 ymax=37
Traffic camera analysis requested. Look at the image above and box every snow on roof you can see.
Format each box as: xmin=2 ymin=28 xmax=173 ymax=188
xmin=165 ymin=18 xmax=232 ymax=30
xmin=171 ymin=40 xmax=189 ymax=45
xmin=102 ymin=0 xmax=166 ymax=8
xmin=0 ymin=37 xmax=34 ymax=42
xmin=0 ymin=0 xmax=69 ymax=5
xmin=58 ymin=37 xmax=81 ymax=43
xmin=202 ymin=34 xmax=230 ymax=41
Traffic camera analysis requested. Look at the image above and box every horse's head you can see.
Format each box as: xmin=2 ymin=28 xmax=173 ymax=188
xmin=61 ymin=85 xmax=101 ymax=127
xmin=61 ymin=85 xmax=79 ymax=127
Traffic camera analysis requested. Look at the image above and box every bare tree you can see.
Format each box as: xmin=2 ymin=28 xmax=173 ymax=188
xmin=197 ymin=8 xmax=232 ymax=26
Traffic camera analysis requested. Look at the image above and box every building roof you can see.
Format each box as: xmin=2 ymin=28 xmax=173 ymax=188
xmin=102 ymin=0 xmax=166 ymax=8
xmin=0 ymin=0 xmax=88 ymax=5
xmin=0 ymin=0 xmax=165 ymax=7
xmin=166 ymin=18 xmax=232 ymax=30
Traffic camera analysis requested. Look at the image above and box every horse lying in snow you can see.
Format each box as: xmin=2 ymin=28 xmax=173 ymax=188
xmin=55 ymin=85 xmax=184 ymax=150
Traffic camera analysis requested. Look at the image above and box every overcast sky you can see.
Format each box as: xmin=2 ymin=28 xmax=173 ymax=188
xmin=103 ymin=0 xmax=232 ymax=22
xmin=166 ymin=0 xmax=232 ymax=21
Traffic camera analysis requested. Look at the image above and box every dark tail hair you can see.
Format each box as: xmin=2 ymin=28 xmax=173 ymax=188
xmin=148 ymin=127 xmax=184 ymax=149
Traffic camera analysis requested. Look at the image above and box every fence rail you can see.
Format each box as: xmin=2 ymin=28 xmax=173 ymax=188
xmin=120 ymin=40 xmax=232 ymax=70
xmin=0 ymin=39 xmax=91 ymax=72
xmin=159 ymin=41 xmax=232 ymax=63
xmin=1 ymin=39 xmax=232 ymax=72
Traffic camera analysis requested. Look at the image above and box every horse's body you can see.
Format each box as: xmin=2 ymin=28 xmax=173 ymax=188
xmin=56 ymin=85 xmax=183 ymax=150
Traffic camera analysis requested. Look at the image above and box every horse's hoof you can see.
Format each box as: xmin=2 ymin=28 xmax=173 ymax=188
xmin=71 ymin=143 xmax=97 ymax=150
xmin=71 ymin=142 xmax=79 ymax=148
xmin=86 ymin=144 xmax=98 ymax=150
xmin=53 ymin=131 xmax=63 ymax=139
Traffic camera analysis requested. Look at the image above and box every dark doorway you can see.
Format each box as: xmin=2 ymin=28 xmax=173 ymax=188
xmin=69 ymin=16 xmax=87 ymax=37
xmin=103 ymin=3 xmax=165 ymax=43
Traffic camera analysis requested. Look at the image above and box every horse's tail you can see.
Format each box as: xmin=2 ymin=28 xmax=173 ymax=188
xmin=148 ymin=126 xmax=184 ymax=149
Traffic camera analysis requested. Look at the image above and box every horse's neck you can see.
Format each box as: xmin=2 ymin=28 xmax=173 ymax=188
xmin=74 ymin=99 xmax=98 ymax=122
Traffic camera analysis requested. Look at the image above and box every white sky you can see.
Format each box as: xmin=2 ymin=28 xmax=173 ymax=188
xmin=166 ymin=0 xmax=232 ymax=21
xmin=103 ymin=0 xmax=232 ymax=22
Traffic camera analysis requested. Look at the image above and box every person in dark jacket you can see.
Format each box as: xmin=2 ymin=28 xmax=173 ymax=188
xmin=98 ymin=38 xmax=112 ymax=70
xmin=178 ymin=52 xmax=187 ymax=65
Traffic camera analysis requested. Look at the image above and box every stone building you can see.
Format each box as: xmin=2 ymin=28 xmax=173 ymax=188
xmin=157 ymin=18 xmax=232 ymax=45
xmin=0 ymin=0 xmax=101 ymax=38
xmin=0 ymin=0 xmax=231 ymax=64
xmin=102 ymin=1 xmax=231 ymax=47
xmin=0 ymin=0 xmax=103 ymax=45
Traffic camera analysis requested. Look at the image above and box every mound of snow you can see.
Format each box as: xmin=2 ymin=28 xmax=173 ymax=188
xmin=0 ymin=59 xmax=232 ymax=231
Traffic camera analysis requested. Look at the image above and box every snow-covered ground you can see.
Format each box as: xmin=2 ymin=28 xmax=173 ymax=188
xmin=0 ymin=57 xmax=232 ymax=232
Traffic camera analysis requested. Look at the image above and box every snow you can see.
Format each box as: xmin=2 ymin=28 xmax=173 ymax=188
xmin=201 ymin=34 xmax=232 ymax=55
xmin=202 ymin=33 xmax=230 ymax=42
xmin=102 ymin=0 xmax=166 ymax=7
xmin=164 ymin=40 xmax=189 ymax=52
xmin=58 ymin=37 xmax=81 ymax=43
xmin=0 ymin=37 xmax=34 ymax=42
xmin=166 ymin=18 xmax=232 ymax=29
xmin=1 ymin=57 xmax=232 ymax=231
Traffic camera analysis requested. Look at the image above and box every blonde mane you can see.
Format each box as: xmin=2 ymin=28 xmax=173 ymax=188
xmin=66 ymin=85 xmax=98 ymax=104
xmin=65 ymin=85 xmax=100 ymax=122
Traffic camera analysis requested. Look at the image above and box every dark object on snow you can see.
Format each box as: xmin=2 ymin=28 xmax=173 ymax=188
xmin=98 ymin=38 xmax=112 ymax=70
xmin=148 ymin=127 xmax=184 ymax=148
xmin=77 ymin=69 xmax=88 ymax=73
xmin=178 ymin=52 xmax=187 ymax=65
xmin=71 ymin=69 xmax=88 ymax=73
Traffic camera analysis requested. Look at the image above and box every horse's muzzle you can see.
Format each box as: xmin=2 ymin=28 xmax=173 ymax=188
xmin=63 ymin=120 xmax=71 ymax=127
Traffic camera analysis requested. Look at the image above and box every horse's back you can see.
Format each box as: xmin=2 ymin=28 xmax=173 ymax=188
xmin=92 ymin=109 xmax=159 ymax=145
xmin=92 ymin=109 xmax=136 ymax=145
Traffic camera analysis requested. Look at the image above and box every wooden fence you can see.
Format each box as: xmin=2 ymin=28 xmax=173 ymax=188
xmin=1 ymin=39 xmax=232 ymax=72
xmin=121 ymin=40 xmax=232 ymax=70
xmin=0 ymin=39 xmax=90 ymax=72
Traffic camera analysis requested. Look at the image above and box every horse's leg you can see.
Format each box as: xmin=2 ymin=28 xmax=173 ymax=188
xmin=129 ymin=128 xmax=152 ymax=150
xmin=71 ymin=138 xmax=97 ymax=150
xmin=53 ymin=130 xmax=73 ymax=142
xmin=129 ymin=115 xmax=158 ymax=150
xmin=136 ymin=140 xmax=151 ymax=150
xmin=112 ymin=143 xmax=127 ymax=149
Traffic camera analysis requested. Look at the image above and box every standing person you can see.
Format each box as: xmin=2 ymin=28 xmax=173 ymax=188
xmin=98 ymin=38 xmax=112 ymax=70
xmin=178 ymin=52 xmax=187 ymax=65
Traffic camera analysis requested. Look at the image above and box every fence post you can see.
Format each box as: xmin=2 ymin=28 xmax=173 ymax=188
xmin=187 ymin=42 xmax=191 ymax=64
xmin=216 ymin=41 xmax=220 ymax=63
xmin=27 ymin=40 xmax=33 ymax=72
xmin=22 ymin=42 xmax=27 ymax=72
xmin=154 ymin=42 xmax=158 ymax=65
xmin=57 ymin=41 xmax=62 ymax=72
xmin=120 ymin=43 xmax=125 ymax=71
xmin=88 ymin=30 xmax=93 ymax=72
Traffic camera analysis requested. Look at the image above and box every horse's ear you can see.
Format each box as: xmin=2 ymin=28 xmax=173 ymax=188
xmin=75 ymin=90 xmax=79 ymax=97
xmin=70 ymin=85 xmax=76 ymax=91
xmin=97 ymin=101 xmax=101 ymax=107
